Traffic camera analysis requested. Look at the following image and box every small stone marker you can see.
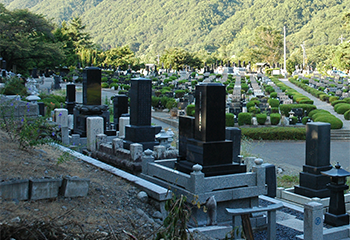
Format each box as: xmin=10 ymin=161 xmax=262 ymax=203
xmin=86 ymin=116 xmax=104 ymax=152
xmin=303 ymin=202 xmax=323 ymax=240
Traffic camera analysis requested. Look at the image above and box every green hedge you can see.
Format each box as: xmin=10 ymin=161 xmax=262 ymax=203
xmin=335 ymin=103 xmax=350 ymax=114
xmin=270 ymin=113 xmax=281 ymax=125
xmin=246 ymin=100 xmax=260 ymax=109
xmin=268 ymin=98 xmax=280 ymax=108
xmin=299 ymin=100 xmax=314 ymax=105
xmin=302 ymin=117 xmax=309 ymax=125
xmin=240 ymin=127 xmax=306 ymax=140
xmin=308 ymin=109 xmax=329 ymax=118
xmin=270 ymin=92 xmax=277 ymax=98
xmin=226 ymin=113 xmax=235 ymax=127
xmin=329 ymin=96 xmax=340 ymax=103
xmin=186 ymin=104 xmax=195 ymax=116
xmin=331 ymin=100 xmax=346 ymax=107
xmin=238 ymin=112 xmax=252 ymax=126
xmin=313 ymin=115 xmax=343 ymax=129
xmin=256 ymin=114 xmax=267 ymax=125
xmin=280 ymin=104 xmax=317 ymax=116
xmin=344 ymin=110 xmax=350 ymax=120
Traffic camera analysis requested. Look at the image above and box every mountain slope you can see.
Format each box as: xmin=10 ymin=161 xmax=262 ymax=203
xmin=1 ymin=0 xmax=349 ymax=58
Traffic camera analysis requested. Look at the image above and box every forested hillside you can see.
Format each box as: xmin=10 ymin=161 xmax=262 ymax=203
xmin=1 ymin=0 xmax=349 ymax=61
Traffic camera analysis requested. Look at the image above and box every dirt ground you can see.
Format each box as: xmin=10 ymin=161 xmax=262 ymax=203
xmin=0 ymin=128 xmax=162 ymax=239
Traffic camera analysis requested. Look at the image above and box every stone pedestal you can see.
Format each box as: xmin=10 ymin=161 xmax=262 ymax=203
xmin=294 ymin=122 xmax=332 ymax=198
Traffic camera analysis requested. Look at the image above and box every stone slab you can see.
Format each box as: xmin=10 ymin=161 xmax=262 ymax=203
xmin=29 ymin=179 xmax=62 ymax=200
xmin=0 ymin=180 xmax=29 ymax=200
xmin=60 ymin=177 xmax=90 ymax=198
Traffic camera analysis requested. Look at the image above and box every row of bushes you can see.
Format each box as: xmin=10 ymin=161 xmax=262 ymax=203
xmin=241 ymin=127 xmax=306 ymax=140
xmin=308 ymin=109 xmax=343 ymax=129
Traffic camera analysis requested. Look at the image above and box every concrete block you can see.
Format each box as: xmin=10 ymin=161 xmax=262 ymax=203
xmin=68 ymin=114 xmax=74 ymax=129
xmin=54 ymin=108 xmax=68 ymax=128
xmin=29 ymin=178 xmax=62 ymax=200
xmin=60 ymin=177 xmax=90 ymax=198
xmin=96 ymin=133 xmax=107 ymax=150
xmin=112 ymin=138 xmax=123 ymax=153
xmin=118 ymin=117 xmax=130 ymax=138
xmin=0 ymin=180 xmax=29 ymax=200
xmin=86 ymin=116 xmax=104 ymax=152
xmin=130 ymin=143 xmax=143 ymax=161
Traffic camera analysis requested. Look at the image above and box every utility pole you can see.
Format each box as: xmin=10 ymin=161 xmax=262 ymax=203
xmin=283 ymin=26 xmax=287 ymax=75
xmin=300 ymin=41 xmax=306 ymax=70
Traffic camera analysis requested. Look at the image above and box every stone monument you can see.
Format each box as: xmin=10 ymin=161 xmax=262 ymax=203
xmin=294 ymin=122 xmax=332 ymax=198
xmin=176 ymin=83 xmax=246 ymax=176
xmin=123 ymin=78 xmax=159 ymax=150
xmin=112 ymin=95 xmax=128 ymax=131
xmin=73 ymin=67 xmax=115 ymax=137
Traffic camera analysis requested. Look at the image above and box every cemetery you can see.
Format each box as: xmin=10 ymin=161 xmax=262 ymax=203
xmin=0 ymin=63 xmax=350 ymax=239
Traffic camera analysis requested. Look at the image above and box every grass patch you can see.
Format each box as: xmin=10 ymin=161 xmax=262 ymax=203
xmin=277 ymin=175 xmax=299 ymax=188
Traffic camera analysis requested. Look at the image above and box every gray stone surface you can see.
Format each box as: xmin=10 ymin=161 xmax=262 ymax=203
xmin=86 ymin=116 xmax=104 ymax=152
xmin=0 ymin=180 xmax=29 ymax=200
xmin=29 ymin=179 xmax=62 ymax=200
xmin=60 ymin=177 xmax=90 ymax=198
xmin=304 ymin=202 xmax=324 ymax=240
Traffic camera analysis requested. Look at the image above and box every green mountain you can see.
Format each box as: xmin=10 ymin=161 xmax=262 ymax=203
xmin=1 ymin=0 xmax=349 ymax=59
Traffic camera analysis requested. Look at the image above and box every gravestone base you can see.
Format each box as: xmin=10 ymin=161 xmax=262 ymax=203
xmin=73 ymin=104 xmax=114 ymax=137
xmin=325 ymin=212 xmax=349 ymax=227
xmin=294 ymin=164 xmax=332 ymax=198
xmin=66 ymin=102 xmax=76 ymax=115
xmin=176 ymin=160 xmax=246 ymax=177
xmin=123 ymin=125 xmax=159 ymax=150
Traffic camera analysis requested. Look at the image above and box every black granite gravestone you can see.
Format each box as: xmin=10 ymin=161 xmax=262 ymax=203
xmin=176 ymin=83 xmax=246 ymax=176
xmin=225 ymin=127 xmax=241 ymax=163
xmin=123 ymin=78 xmax=159 ymax=150
xmin=66 ymin=84 xmax=76 ymax=114
xmin=54 ymin=75 xmax=61 ymax=90
xmin=294 ymin=122 xmax=332 ymax=198
xmin=83 ymin=67 xmax=101 ymax=105
xmin=178 ymin=116 xmax=195 ymax=160
xmin=113 ymin=95 xmax=128 ymax=131
xmin=73 ymin=67 xmax=115 ymax=137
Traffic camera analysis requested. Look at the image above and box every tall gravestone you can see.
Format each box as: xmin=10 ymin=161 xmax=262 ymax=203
xmin=176 ymin=83 xmax=246 ymax=176
xmin=123 ymin=78 xmax=159 ymax=150
xmin=66 ymin=84 xmax=76 ymax=114
xmin=294 ymin=122 xmax=332 ymax=198
xmin=112 ymin=95 xmax=128 ymax=131
xmin=73 ymin=67 xmax=114 ymax=137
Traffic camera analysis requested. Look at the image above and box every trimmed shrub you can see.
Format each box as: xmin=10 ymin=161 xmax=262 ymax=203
xmin=268 ymin=98 xmax=280 ymax=108
xmin=175 ymin=89 xmax=186 ymax=98
xmin=270 ymin=113 xmax=281 ymax=125
xmin=101 ymin=82 xmax=109 ymax=88
xmin=166 ymin=98 xmax=177 ymax=110
xmin=329 ymin=96 xmax=339 ymax=103
xmin=271 ymin=107 xmax=279 ymax=113
xmin=299 ymin=100 xmax=314 ymax=105
xmin=308 ymin=109 xmax=330 ymax=119
xmin=331 ymin=100 xmax=346 ymax=107
xmin=186 ymin=104 xmax=195 ymax=116
xmin=256 ymin=114 xmax=267 ymax=125
xmin=248 ymin=106 xmax=260 ymax=114
xmin=240 ymin=127 xmax=306 ymax=140
xmin=319 ymin=94 xmax=330 ymax=102
xmin=335 ymin=103 xmax=350 ymax=114
xmin=270 ymin=92 xmax=278 ymax=98
xmin=302 ymin=117 xmax=309 ymax=125
xmin=343 ymin=97 xmax=350 ymax=103
xmin=246 ymin=100 xmax=260 ymax=109
xmin=238 ymin=112 xmax=252 ymax=126
xmin=290 ymin=116 xmax=298 ymax=124
xmin=344 ymin=110 xmax=350 ymax=120
xmin=226 ymin=113 xmax=235 ymax=127
xmin=313 ymin=115 xmax=343 ymax=129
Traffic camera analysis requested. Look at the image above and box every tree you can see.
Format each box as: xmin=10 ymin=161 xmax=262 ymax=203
xmin=0 ymin=4 xmax=64 ymax=74
xmin=247 ymin=25 xmax=283 ymax=65
xmin=54 ymin=16 xmax=93 ymax=67
xmin=160 ymin=48 xmax=201 ymax=70
xmin=332 ymin=42 xmax=350 ymax=71
xmin=102 ymin=45 xmax=138 ymax=70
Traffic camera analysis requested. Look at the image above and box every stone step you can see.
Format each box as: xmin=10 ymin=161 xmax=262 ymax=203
xmin=330 ymin=130 xmax=350 ymax=140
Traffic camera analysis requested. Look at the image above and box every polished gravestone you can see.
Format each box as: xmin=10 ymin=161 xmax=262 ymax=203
xmin=73 ymin=67 xmax=115 ymax=137
xmin=294 ymin=122 xmax=332 ymax=198
xmin=112 ymin=95 xmax=128 ymax=131
xmin=66 ymin=84 xmax=76 ymax=114
xmin=176 ymin=83 xmax=246 ymax=176
xmin=123 ymin=78 xmax=159 ymax=150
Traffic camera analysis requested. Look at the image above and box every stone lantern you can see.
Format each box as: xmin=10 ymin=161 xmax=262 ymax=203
xmin=321 ymin=162 xmax=350 ymax=226
xmin=155 ymin=129 xmax=172 ymax=148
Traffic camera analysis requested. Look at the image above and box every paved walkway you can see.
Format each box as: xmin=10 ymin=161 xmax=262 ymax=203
xmin=279 ymin=78 xmax=350 ymax=130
